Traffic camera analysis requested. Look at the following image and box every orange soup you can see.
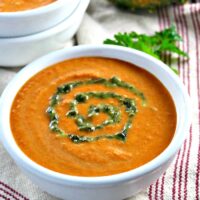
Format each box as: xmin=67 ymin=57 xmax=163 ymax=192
xmin=0 ymin=0 xmax=56 ymax=12
xmin=10 ymin=57 xmax=176 ymax=177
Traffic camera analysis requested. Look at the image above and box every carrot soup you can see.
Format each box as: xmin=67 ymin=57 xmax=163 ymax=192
xmin=10 ymin=57 xmax=176 ymax=177
xmin=0 ymin=0 xmax=56 ymax=12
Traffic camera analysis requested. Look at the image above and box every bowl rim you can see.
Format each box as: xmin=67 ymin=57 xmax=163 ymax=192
xmin=0 ymin=45 xmax=191 ymax=187
xmin=0 ymin=0 xmax=79 ymax=17
xmin=0 ymin=0 xmax=87 ymax=42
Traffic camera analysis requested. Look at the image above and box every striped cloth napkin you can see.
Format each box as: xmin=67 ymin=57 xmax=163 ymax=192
xmin=0 ymin=0 xmax=200 ymax=199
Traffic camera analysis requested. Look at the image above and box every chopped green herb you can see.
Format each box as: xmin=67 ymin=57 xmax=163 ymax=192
xmin=104 ymin=25 xmax=189 ymax=74
xmin=46 ymin=76 xmax=146 ymax=143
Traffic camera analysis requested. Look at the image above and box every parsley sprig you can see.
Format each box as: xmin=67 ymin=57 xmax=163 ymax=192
xmin=104 ymin=25 xmax=188 ymax=74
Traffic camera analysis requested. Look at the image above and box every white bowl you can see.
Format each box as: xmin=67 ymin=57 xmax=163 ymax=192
xmin=0 ymin=0 xmax=80 ymax=37
xmin=0 ymin=0 xmax=90 ymax=67
xmin=0 ymin=45 xmax=191 ymax=200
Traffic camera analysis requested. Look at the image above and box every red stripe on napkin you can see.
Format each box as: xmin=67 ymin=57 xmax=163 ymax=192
xmin=160 ymin=172 xmax=166 ymax=200
xmin=155 ymin=179 xmax=159 ymax=200
xmin=0 ymin=194 xmax=10 ymax=200
xmin=0 ymin=188 xmax=20 ymax=200
xmin=0 ymin=181 xmax=29 ymax=200
xmin=175 ymin=5 xmax=187 ymax=200
xmin=148 ymin=184 xmax=153 ymax=200
xmin=179 ymin=5 xmax=192 ymax=200
xmin=191 ymin=4 xmax=200 ymax=200
xmin=158 ymin=8 xmax=171 ymax=200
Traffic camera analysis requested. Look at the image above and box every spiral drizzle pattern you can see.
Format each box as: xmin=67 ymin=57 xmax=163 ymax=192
xmin=46 ymin=76 xmax=146 ymax=143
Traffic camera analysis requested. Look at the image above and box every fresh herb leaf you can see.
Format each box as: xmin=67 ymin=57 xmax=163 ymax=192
xmin=103 ymin=25 xmax=189 ymax=73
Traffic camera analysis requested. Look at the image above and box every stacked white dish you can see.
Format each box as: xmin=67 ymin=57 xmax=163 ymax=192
xmin=0 ymin=0 xmax=90 ymax=67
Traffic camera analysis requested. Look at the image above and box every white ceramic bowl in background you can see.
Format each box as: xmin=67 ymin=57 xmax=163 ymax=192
xmin=0 ymin=45 xmax=191 ymax=200
xmin=0 ymin=0 xmax=80 ymax=37
xmin=0 ymin=0 xmax=90 ymax=67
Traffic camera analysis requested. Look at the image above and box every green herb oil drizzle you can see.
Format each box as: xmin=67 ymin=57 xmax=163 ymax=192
xmin=46 ymin=76 xmax=146 ymax=143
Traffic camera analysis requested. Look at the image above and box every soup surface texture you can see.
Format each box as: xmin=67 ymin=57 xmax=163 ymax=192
xmin=11 ymin=57 xmax=176 ymax=177
xmin=0 ymin=0 xmax=55 ymax=12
